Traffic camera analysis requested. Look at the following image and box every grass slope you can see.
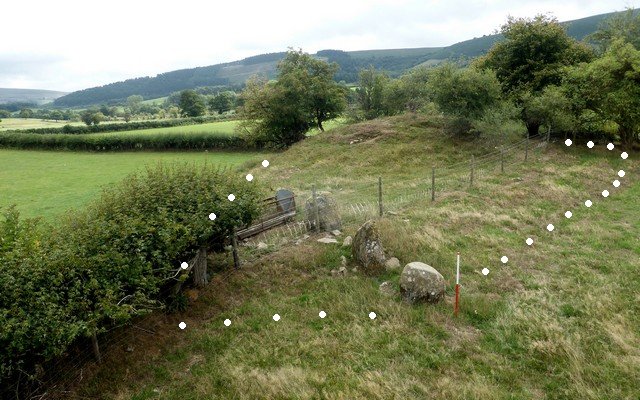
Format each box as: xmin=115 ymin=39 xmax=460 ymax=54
xmin=0 ymin=149 xmax=267 ymax=220
xmin=70 ymin=115 xmax=638 ymax=399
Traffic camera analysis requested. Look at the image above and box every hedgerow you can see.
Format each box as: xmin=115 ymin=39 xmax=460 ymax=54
xmin=0 ymin=163 xmax=262 ymax=392
xmin=0 ymin=131 xmax=253 ymax=151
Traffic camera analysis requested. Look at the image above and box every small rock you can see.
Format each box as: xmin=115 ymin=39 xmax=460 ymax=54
xmin=331 ymin=229 xmax=342 ymax=236
xmin=341 ymin=256 xmax=347 ymax=267
xmin=331 ymin=269 xmax=338 ymax=276
xmin=387 ymin=211 xmax=399 ymax=216
xmin=379 ymin=281 xmax=395 ymax=296
xmin=385 ymin=257 xmax=401 ymax=271
xmin=303 ymin=234 xmax=310 ymax=239
xmin=342 ymin=236 xmax=353 ymax=247
xmin=295 ymin=239 xmax=303 ymax=245
xmin=338 ymin=266 xmax=347 ymax=275
xmin=352 ymin=220 xmax=386 ymax=275
xmin=257 ymin=242 xmax=268 ymax=250
xmin=126 ymin=345 xmax=134 ymax=352
xmin=351 ymin=267 xmax=358 ymax=273
xmin=317 ymin=237 xmax=338 ymax=244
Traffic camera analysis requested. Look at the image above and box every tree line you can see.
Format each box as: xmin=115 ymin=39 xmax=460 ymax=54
xmin=237 ymin=10 xmax=640 ymax=147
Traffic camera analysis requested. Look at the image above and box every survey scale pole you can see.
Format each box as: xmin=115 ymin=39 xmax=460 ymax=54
xmin=454 ymin=252 xmax=461 ymax=317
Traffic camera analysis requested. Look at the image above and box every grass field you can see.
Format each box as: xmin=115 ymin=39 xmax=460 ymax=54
xmin=0 ymin=149 xmax=269 ymax=220
xmin=93 ymin=120 xmax=239 ymax=137
xmin=0 ymin=118 xmax=85 ymax=131
xmin=66 ymin=114 xmax=639 ymax=399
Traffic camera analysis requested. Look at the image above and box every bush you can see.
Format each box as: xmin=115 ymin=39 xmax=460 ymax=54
xmin=0 ymin=164 xmax=263 ymax=392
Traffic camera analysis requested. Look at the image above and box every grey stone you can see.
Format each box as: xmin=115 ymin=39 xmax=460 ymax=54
xmin=275 ymin=189 xmax=296 ymax=213
xmin=317 ymin=237 xmax=338 ymax=244
xmin=305 ymin=192 xmax=342 ymax=232
xmin=399 ymin=262 xmax=445 ymax=304
xmin=379 ymin=281 xmax=395 ymax=296
xmin=342 ymin=236 xmax=353 ymax=247
xmin=331 ymin=230 xmax=342 ymax=236
xmin=385 ymin=257 xmax=401 ymax=271
xmin=257 ymin=242 xmax=268 ymax=250
xmin=352 ymin=220 xmax=386 ymax=276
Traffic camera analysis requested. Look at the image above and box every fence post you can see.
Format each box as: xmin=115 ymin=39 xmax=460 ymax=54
xmin=232 ymin=227 xmax=240 ymax=269
xmin=91 ymin=331 xmax=102 ymax=363
xmin=525 ymin=132 xmax=529 ymax=162
xmin=431 ymin=166 xmax=435 ymax=201
xmin=378 ymin=177 xmax=383 ymax=217
xmin=193 ymin=247 xmax=208 ymax=287
xmin=454 ymin=252 xmax=461 ymax=317
xmin=470 ymin=156 xmax=475 ymax=188
xmin=312 ymin=185 xmax=320 ymax=232
xmin=501 ymin=146 xmax=505 ymax=174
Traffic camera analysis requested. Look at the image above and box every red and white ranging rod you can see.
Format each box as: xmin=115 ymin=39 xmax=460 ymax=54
xmin=454 ymin=252 xmax=461 ymax=316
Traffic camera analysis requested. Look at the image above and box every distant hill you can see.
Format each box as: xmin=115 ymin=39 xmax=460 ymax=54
xmin=54 ymin=10 xmax=623 ymax=108
xmin=0 ymin=88 xmax=68 ymax=105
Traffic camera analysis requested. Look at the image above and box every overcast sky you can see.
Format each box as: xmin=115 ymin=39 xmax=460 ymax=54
xmin=0 ymin=0 xmax=635 ymax=92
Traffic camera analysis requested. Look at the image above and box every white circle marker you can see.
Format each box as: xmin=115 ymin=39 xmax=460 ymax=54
xmin=228 ymin=194 xmax=235 ymax=202
xmin=621 ymin=152 xmax=628 ymax=160
xmin=272 ymin=314 xmax=280 ymax=322
xmin=181 ymin=262 xmax=189 ymax=270
xmin=565 ymin=211 xmax=572 ymax=219
xmin=178 ymin=322 xmax=186 ymax=330
xmin=224 ymin=319 xmax=231 ymax=327
xmin=585 ymin=200 xmax=593 ymax=208
xmin=587 ymin=141 xmax=594 ymax=149
xmin=618 ymin=170 xmax=625 ymax=178
xmin=369 ymin=312 xmax=377 ymax=320
xmin=565 ymin=139 xmax=572 ymax=146
xmin=319 ymin=311 xmax=326 ymax=319
xmin=547 ymin=224 xmax=555 ymax=232
xmin=526 ymin=238 xmax=534 ymax=246
xmin=613 ymin=180 xmax=620 ymax=188
xmin=209 ymin=213 xmax=217 ymax=221
xmin=482 ymin=268 xmax=490 ymax=276
xmin=607 ymin=143 xmax=614 ymax=150
xmin=262 ymin=160 xmax=270 ymax=168
xmin=246 ymin=174 xmax=254 ymax=182
xmin=602 ymin=190 xmax=609 ymax=198
xmin=501 ymin=256 xmax=508 ymax=264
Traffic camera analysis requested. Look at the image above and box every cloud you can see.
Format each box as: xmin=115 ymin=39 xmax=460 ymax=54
xmin=0 ymin=0 xmax=635 ymax=92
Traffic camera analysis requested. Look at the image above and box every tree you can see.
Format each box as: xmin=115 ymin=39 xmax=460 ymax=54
xmin=426 ymin=63 xmax=502 ymax=134
xmin=564 ymin=39 xmax=640 ymax=146
xmin=80 ymin=109 xmax=104 ymax=126
xmin=589 ymin=8 xmax=640 ymax=52
xmin=355 ymin=67 xmax=389 ymax=120
xmin=239 ymin=49 xmax=347 ymax=147
xmin=19 ymin=108 xmax=33 ymax=119
xmin=178 ymin=90 xmax=206 ymax=117
xmin=126 ymin=95 xmax=143 ymax=115
xmin=208 ymin=91 xmax=236 ymax=114
xmin=521 ymin=86 xmax=574 ymax=139
xmin=0 ymin=109 xmax=11 ymax=118
xmin=476 ymin=14 xmax=593 ymax=135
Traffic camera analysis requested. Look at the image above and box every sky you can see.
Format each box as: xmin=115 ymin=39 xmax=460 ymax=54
xmin=0 ymin=0 xmax=636 ymax=92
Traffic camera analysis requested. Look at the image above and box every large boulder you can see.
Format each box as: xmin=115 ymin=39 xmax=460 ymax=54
xmin=399 ymin=262 xmax=445 ymax=304
xmin=305 ymin=192 xmax=341 ymax=232
xmin=352 ymin=220 xmax=386 ymax=275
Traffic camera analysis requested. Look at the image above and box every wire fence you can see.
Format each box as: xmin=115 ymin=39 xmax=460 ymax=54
xmin=4 ymin=133 xmax=549 ymax=399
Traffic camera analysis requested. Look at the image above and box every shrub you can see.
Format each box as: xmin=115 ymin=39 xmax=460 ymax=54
xmin=0 ymin=163 xmax=263 ymax=392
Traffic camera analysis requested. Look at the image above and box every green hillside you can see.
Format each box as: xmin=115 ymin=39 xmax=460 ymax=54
xmin=0 ymin=88 xmax=67 ymax=105
xmin=53 ymin=10 xmax=623 ymax=108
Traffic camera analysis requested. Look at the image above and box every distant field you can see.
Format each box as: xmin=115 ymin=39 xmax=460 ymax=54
xmin=0 ymin=149 xmax=269 ymax=220
xmin=141 ymin=96 xmax=168 ymax=105
xmin=93 ymin=120 xmax=239 ymax=137
xmin=0 ymin=118 xmax=86 ymax=131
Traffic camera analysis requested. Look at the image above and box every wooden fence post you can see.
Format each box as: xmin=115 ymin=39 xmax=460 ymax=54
xmin=378 ymin=177 xmax=383 ymax=217
xmin=232 ymin=228 xmax=240 ymax=269
xmin=470 ymin=156 xmax=475 ymax=188
xmin=193 ymin=247 xmax=208 ymax=287
xmin=525 ymin=132 xmax=529 ymax=162
xmin=431 ymin=166 xmax=435 ymax=201
xmin=91 ymin=331 xmax=102 ymax=364
xmin=501 ymin=146 xmax=505 ymax=174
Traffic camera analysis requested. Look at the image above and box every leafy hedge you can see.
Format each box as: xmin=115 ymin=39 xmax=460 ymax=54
xmin=4 ymin=116 xmax=226 ymax=135
xmin=0 ymin=131 xmax=253 ymax=151
xmin=0 ymin=164 xmax=262 ymax=391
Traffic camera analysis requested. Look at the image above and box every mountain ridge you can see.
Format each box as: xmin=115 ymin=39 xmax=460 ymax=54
xmin=52 ymin=10 xmax=623 ymax=108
